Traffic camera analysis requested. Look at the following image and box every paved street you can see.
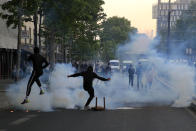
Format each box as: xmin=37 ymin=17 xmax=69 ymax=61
xmin=0 ymin=107 xmax=195 ymax=131
xmin=0 ymin=92 xmax=10 ymax=110
xmin=0 ymin=80 xmax=196 ymax=131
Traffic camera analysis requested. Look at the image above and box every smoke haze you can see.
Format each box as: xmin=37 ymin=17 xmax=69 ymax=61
xmin=6 ymin=34 xmax=196 ymax=111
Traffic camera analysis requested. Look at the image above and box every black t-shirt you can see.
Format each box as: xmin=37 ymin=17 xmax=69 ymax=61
xmin=69 ymin=71 xmax=108 ymax=90
xmin=28 ymin=53 xmax=49 ymax=72
xmin=128 ymin=67 xmax=135 ymax=75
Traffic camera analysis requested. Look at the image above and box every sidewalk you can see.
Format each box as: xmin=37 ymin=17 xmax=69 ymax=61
xmin=0 ymin=79 xmax=15 ymax=91
xmin=0 ymin=92 xmax=10 ymax=110
xmin=0 ymin=79 xmax=15 ymax=110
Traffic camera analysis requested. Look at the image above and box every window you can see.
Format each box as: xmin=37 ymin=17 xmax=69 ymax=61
xmin=163 ymin=4 xmax=166 ymax=10
xmin=165 ymin=10 xmax=168 ymax=16
xmin=177 ymin=4 xmax=180 ymax=10
xmin=172 ymin=4 xmax=177 ymax=10
xmin=185 ymin=4 xmax=188 ymax=10
xmin=161 ymin=11 xmax=164 ymax=15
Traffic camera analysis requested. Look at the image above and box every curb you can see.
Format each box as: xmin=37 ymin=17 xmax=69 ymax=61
xmin=0 ymin=90 xmax=8 ymax=92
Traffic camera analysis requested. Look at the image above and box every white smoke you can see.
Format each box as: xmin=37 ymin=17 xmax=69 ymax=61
xmin=96 ymin=34 xmax=196 ymax=108
xmin=7 ymin=78 xmax=52 ymax=111
xmin=119 ymin=34 xmax=152 ymax=54
xmin=6 ymin=64 xmax=88 ymax=111
xmin=115 ymin=34 xmax=196 ymax=107
xmin=6 ymin=34 xmax=196 ymax=111
xmin=49 ymin=64 xmax=86 ymax=109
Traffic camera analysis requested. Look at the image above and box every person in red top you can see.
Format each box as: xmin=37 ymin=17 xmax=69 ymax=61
xmin=68 ymin=66 xmax=110 ymax=110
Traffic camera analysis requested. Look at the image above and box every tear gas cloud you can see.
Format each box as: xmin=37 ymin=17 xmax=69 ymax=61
xmin=6 ymin=34 xmax=196 ymax=111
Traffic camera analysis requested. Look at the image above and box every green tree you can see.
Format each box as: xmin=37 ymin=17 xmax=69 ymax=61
xmin=1 ymin=0 xmax=106 ymax=70
xmin=70 ymin=0 xmax=106 ymax=61
xmin=100 ymin=16 xmax=137 ymax=62
xmin=43 ymin=0 xmax=106 ymax=65
xmin=0 ymin=0 xmax=26 ymax=80
xmin=22 ymin=0 xmax=45 ymax=48
xmin=27 ymin=0 xmax=42 ymax=47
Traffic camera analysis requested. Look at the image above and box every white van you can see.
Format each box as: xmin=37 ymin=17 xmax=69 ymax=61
xmin=109 ymin=60 xmax=120 ymax=72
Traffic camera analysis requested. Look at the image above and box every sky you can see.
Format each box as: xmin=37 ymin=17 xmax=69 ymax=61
xmin=103 ymin=0 xmax=158 ymax=37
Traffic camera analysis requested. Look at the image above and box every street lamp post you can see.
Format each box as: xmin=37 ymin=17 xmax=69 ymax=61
xmin=16 ymin=0 xmax=23 ymax=81
xmin=167 ymin=0 xmax=171 ymax=59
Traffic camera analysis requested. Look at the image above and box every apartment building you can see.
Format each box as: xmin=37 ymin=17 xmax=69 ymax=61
xmin=153 ymin=0 xmax=195 ymax=33
xmin=0 ymin=0 xmax=41 ymax=79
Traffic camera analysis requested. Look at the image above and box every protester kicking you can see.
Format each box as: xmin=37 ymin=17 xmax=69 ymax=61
xmin=67 ymin=66 xmax=110 ymax=110
xmin=21 ymin=47 xmax=49 ymax=104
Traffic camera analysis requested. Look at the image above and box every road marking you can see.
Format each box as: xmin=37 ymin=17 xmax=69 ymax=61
xmin=185 ymin=108 xmax=196 ymax=119
xmin=116 ymin=107 xmax=137 ymax=110
xmin=10 ymin=115 xmax=37 ymax=125
xmin=0 ymin=129 xmax=7 ymax=131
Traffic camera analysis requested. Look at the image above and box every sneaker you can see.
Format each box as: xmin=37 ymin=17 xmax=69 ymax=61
xmin=84 ymin=106 xmax=90 ymax=110
xmin=40 ymin=90 xmax=44 ymax=95
xmin=21 ymin=99 xmax=29 ymax=104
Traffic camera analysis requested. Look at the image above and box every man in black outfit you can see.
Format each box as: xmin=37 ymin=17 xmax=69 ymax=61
xmin=128 ymin=64 xmax=135 ymax=87
xmin=105 ymin=63 xmax=111 ymax=77
xmin=68 ymin=66 xmax=110 ymax=110
xmin=21 ymin=47 xmax=49 ymax=104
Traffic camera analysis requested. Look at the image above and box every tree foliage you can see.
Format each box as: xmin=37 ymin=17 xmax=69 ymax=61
xmin=0 ymin=0 xmax=23 ymax=28
xmin=0 ymin=0 xmax=138 ymax=64
xmin=100 ymin=16 xmax=137 ymax=62
xmin=42 ymin=0 xmax=106 ymax=62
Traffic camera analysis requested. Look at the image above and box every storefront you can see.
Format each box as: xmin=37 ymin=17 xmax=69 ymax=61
xmin=0 ymin=48 xmax=17 ymax=79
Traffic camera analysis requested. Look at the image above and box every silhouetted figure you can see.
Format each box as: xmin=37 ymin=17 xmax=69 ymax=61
xmin=83 ymin=63 xmax=88 ymax=71
xmin=80 ymin=63 xmax=87 ymax=72
xmin=72 ymin=61 xmax=79 ymax=73
xmin=95 ymin=63 xmax=99 ymax=73
xmin=68 ymin=66 xmax=110 ymax=110
xmin=100 ymin=65 xmax=105 ymax=75
xmin=128 ymin=64 xmax=135 ymax=87
xmin=75 ymin=62 xmax=79 ymax=72
xmin=105 ymin=63 xmax=111 ymax=77
xmin=12 ymin=65 xmax=17 ymax=81
xmin=79 ymin=63 xmax=83 ymax=72
xmin=136 ymin=62 xmax=143 ymax=89
xmin=21 ymin=47 xmax=49 ymax=104
xmin=146 ymin=66 xmax=155 ymax=89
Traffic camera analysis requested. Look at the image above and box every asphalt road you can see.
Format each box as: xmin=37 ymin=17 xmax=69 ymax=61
xmin=0 ymin=107 xmax=196 ymax=131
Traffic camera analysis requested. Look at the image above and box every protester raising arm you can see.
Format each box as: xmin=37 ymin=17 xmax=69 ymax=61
xmin=67 ymin=72 xmax=84 ymax=78
xmin=93 ymin=73 xmax=110 ymax=81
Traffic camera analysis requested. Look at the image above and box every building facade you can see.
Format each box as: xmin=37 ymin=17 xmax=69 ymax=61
xmin=0 ymin=0 xmax=17 ymax=79
xmin=0 ymin=0 xmax=41 ymax=79
xmin=153 ymin=0 xmax=195 ymax=33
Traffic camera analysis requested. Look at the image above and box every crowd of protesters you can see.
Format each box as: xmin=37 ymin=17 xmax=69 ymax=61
xmin=72 ymin=61 xmax=111 ymax=77
xmin=71 ymin=60 xmax=156 ymax=90
xmin=15 ymin=57 xmax=156 ymax=90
